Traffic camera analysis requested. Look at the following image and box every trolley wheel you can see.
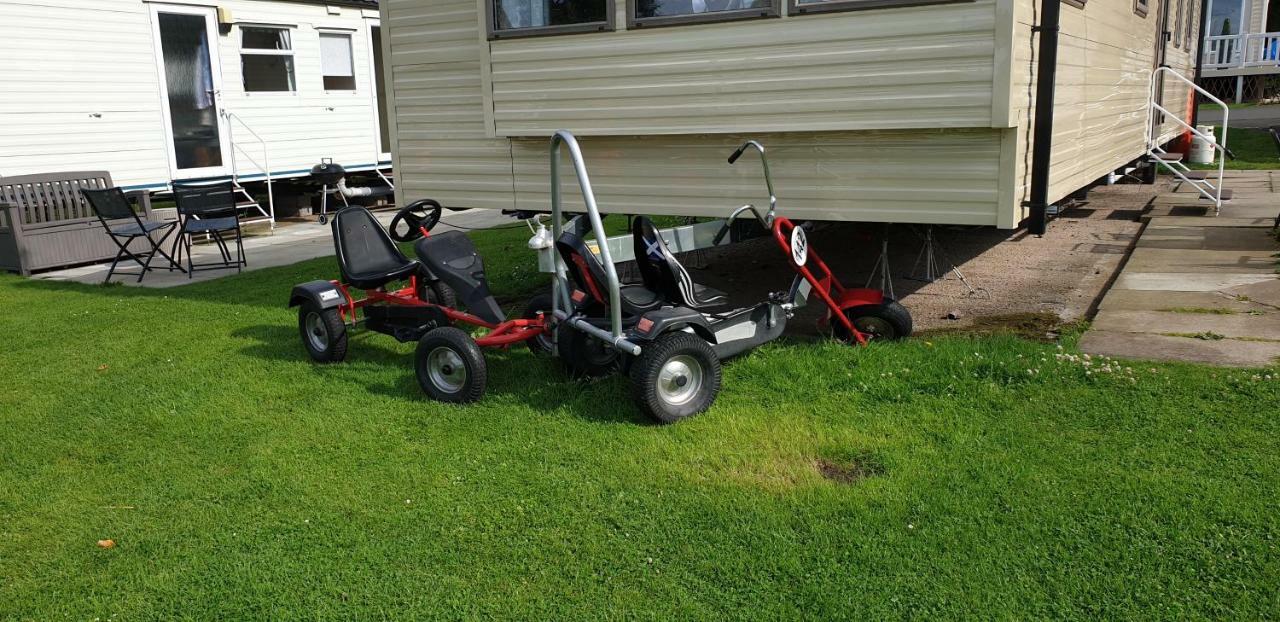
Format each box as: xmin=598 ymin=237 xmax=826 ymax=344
xmin=835 ymin=300 xmax=913 ymax=343
xmin=417 ymin=278 xmax=458 ymax=308
xmin=414 ymin=327 xmax=487 ymax=403
xmin=629 ymin=332 xmax=721 ymax=424
xmin=558 ymin=324 xmax=620 ymax=378
xmin=520 ymin=291 xmax=555 ymax=355
xmin=318 ymin=215 xmax=328 ymax=225
xmin=298 ymin=301 xmax=348 ymax=363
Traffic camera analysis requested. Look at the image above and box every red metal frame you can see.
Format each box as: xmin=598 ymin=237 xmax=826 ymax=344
xmin=771 ymin=217 xmax=883 ymax=347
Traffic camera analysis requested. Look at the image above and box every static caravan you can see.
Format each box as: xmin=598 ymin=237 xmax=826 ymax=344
xmin=1200 ymin=0 xmax=1280 ymax=102
xmin=379 ymin=0 xmax=1201 ymax=232
xmin=0 ymin=0 xmax=395 ymax=223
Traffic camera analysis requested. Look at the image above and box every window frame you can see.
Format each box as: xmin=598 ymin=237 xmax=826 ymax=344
xmin=485 ymin=0 xmax=615 ymax=40
xmin=786 ymin=0 xmax=973 ymax=18
xmin=239 ymin=25 xmax=297 ymax=93
xmin=1173 ymin=0 xmax=1185 ymax=47
xmin=627 ymin=0 xmax=778 ymax=30
xmin=318 ymin=30 xmax=358 ymax=92
xmin=1063 ymin=0 xmax=1085 ymax=9
xmin=1134 ymin=0 xmax=1149 ymax=18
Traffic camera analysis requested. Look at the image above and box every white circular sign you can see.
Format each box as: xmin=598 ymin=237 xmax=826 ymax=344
xmin=790 ymin=226 xmax=808 ymax=267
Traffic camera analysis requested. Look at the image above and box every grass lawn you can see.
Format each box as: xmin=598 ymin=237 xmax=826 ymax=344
xmin=1188 ymin=126 xmax=1278 ymax=170
xmin=2 ymin=222 xmax=1279 ymax=619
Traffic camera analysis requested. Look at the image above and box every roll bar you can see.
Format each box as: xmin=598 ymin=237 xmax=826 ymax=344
xmin=549 ymin=130 xmax=640 ymax=355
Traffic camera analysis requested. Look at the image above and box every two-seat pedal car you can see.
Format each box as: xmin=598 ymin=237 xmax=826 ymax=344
xmin=289 ymin=131 xmax=911 ymax=423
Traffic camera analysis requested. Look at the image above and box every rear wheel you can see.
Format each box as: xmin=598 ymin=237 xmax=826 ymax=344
xmin=835 ymin=300 xmax=913 ymax=343
xmin=559 ymin=324 xmax=619 ymax=378
xmin=629 ymin=332 xmax=721 ymax=424
xmin=298 ymin=301 xmax=347 ymax=363
xmin=417 ymin=279 xmax=458 ymax=309
xmin=521 ymin=292 xmax=555 ymax=355
xmin=415 ymin=327 xmax=487 ymax=403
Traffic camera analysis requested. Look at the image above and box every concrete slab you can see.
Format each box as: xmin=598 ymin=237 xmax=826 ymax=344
xmin=1079 ymin=330 xmax=1280 ymax=367
xmin=1225 ymin=278 xmax=1280 ymax=308
xmin=1143 ymin=215 xmax=1277 ymax=228
xmin=1092 ymin=309 xmax=1280 ymax=340
xmin=1123 ymin=247 xmax=1279 ymax=273
xmin=1097 ymin=288 xmax=1272 ymax=312
xmin=1137 ymin=226 xmax=1279 ymax=251
xmin=1112 ymin=272 xmax=1277 ymax=291
xmin=34 ymin=208 xmax=514 ymax=288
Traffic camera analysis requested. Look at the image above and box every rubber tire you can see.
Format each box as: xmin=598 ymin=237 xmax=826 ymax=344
xmin=298 ymin=301 xmax=348 ymax=363
xmin=835 ymin=300 xmax=913 ymax=343
xmin=558 ymin=324 xmax=620 ymax=378
xmin=414 ymin=327 xmax=487 ymax=403
xmin=629 ymin=331 xmax=721 ymax=424
xmin=520 ymin=291 xmax=555 ymax=355
xmin=417 ymin=278 xmax=458 ymax=309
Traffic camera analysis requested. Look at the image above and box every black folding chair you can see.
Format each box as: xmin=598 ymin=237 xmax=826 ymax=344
xmin=81 ymin=187 xmax=184 ymax=283
xmin=171 ymin=181 xmax=246 ymax=277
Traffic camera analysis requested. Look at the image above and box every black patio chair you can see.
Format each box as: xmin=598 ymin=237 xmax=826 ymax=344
xmin=171 ymin=181 xmax=246 ymax=277
xmin=80 ymin=187 xmax=184 ymax=284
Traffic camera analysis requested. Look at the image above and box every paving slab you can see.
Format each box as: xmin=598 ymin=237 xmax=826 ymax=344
xmin=1092 ymin=309 xmax=1280 ymax=340
xmin=1112 ymin=271 xmax=1277 ymax=291
xmin=1225 ymin=278 xmax=1280 ymax=308
xmin=1137 ymin=226 xmax=1279 ymax=251
xmin=1123 ymin=247 xmax=1279 ymax=273
xmin=1079 ymin=330 xmax=1280 ymax=367
xmin=1141 ymin=215 xmax=1277 ymax=228
xmin=1097 ymin=288 xmax=1272 ymax=312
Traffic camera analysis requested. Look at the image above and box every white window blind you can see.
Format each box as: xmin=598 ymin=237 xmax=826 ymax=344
xmin=320 ymin=33 xmax=353 ymax=77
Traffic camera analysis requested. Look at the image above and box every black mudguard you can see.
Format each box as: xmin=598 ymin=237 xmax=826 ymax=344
xmin=631 ymin=306 xmax=716 ymax=344
xmin=288 ymin=280 xmax=347 ymax=310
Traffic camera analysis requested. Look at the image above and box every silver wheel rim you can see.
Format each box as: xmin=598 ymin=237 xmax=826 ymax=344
xmin=656 ymin=355 xmax=703 ymax=406
xmin=427 ymin=346 xmax=467 ymax=393
xmin=305 ymin=312 xmax=329 ymax=351
xmin=853 ymin=316 xmax=893 ymax=340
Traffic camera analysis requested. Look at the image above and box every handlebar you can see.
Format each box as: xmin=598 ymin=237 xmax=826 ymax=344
xmin=712 ymin=203 xmax=769 ymax=246
xmin=727 ymin=140 xmax=776 ymax=221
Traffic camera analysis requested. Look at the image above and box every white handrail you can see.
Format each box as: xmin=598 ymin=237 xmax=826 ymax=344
xmin=1145 ymin=67 xmax=1229 ymax=213
xmin=221 ymin=110 xmax=275 ymax=228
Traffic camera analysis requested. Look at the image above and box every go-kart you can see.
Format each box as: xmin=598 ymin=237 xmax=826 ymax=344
xmin=545 ymin=132 xmax=911 ymax=423
xmin=288 ymin=200 xmax=551 ymax=402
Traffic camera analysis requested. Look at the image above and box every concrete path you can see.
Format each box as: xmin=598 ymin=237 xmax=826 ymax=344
xmin=1079 ymin=170 xmax=1280 ymax=368
xmin=35 ymin=208 xmax=514 ymax=289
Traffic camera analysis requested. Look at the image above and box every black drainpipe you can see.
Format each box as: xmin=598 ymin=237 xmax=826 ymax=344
xmin=1025 ymin=0 xmax=1062 ymax=236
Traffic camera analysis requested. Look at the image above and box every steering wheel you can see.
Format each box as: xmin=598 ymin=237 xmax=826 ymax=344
xmin=389 ymin=199 xmax=443 ymax=242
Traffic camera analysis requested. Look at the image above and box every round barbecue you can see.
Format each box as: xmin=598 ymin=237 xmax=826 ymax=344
xmin=310 ymin=159 xmax=346 ymax=185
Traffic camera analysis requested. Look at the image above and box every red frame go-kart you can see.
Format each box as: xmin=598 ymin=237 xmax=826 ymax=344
xmin=288 ymin=200 xmax=552 ymax=402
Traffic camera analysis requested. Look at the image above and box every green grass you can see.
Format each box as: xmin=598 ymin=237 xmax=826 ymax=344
xmin=2 ymin=225 xmax=1280 ymax=619
xmin=1197 ymin=102 xmax=1258 ymax=111
xmin=1188 ymin=126 xmax=1279 ymax=170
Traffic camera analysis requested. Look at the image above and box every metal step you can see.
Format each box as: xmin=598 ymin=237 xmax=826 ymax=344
xmin=1152 ymin=152 xmax=1185 ymax=162
xmin=1180 ymin=170 xmax=1210 ymax=181
xmin=1199 ymin=188 xmax=1232 ymax=202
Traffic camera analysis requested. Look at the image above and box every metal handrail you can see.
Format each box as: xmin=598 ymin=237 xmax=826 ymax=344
xmin=1145 ymin=67 xmax=1228 ymax=211
xmin=548 ymin=130 xmax=639 ymax=355
xmin=221 ymin=110 xmax=275 ymax=228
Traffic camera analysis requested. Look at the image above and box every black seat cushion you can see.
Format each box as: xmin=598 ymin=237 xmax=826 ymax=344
xmin=632 ymin=216 xmax=726 ymax=309
xmin=414 ymin=230 xmax=505 ymax=324
xmin=555 ymin=231 xmax=664 ymax=315
xmin=332 ymin=207 xmax=421 ymax=290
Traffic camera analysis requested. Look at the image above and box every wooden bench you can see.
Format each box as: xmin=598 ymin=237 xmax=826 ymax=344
xmin=0 ymin=171 xmax=153 ymax=276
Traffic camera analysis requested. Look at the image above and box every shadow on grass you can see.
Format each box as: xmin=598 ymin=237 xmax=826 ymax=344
xmin=230 ymin=322 xmax=650 ymax=425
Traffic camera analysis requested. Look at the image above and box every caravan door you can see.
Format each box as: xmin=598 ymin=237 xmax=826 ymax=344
xmin=150 ymin=4 xmax=233 ymax=180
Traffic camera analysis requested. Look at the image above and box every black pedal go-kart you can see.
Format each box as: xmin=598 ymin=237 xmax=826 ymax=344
xmin=287 ymin=200 xmax=550 ymax=403
xmin=544 ymin=131 xmax=911 ymax=423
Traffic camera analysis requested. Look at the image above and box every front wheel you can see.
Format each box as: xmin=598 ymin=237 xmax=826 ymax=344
xmin=298 ymin=301 xmax=348 ymax=363
xmin=415 ymin=327 xmax=487 ymax=403
xmin=835 ymin=300 xmax=913 ymax=343
xmin=629 ymin=332 xmax=721 ymax=424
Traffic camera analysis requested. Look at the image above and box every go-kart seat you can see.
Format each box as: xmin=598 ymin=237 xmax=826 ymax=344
xmin=554 ymin=231 xmax=665 ymax=315
xmin=332 ymin=207 xmax=421 ymax=290
xmin=414 ymin=230 xmax=506 ymax=325
xmin=632 ymin=217 xmax=727 ymax=310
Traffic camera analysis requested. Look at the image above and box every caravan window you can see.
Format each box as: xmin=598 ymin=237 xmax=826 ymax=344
xmin=241 ymin=26 xmax=296 ymax=92
xmin=488 ymin=0 xmax=613 ymax=39
xmin=320 ymin=33 xmax=356 ymax=91
xmin=788 ymin=0 xmax=973 ymax=17
xmin=628 ymin=0 xmax=776 ymax=28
